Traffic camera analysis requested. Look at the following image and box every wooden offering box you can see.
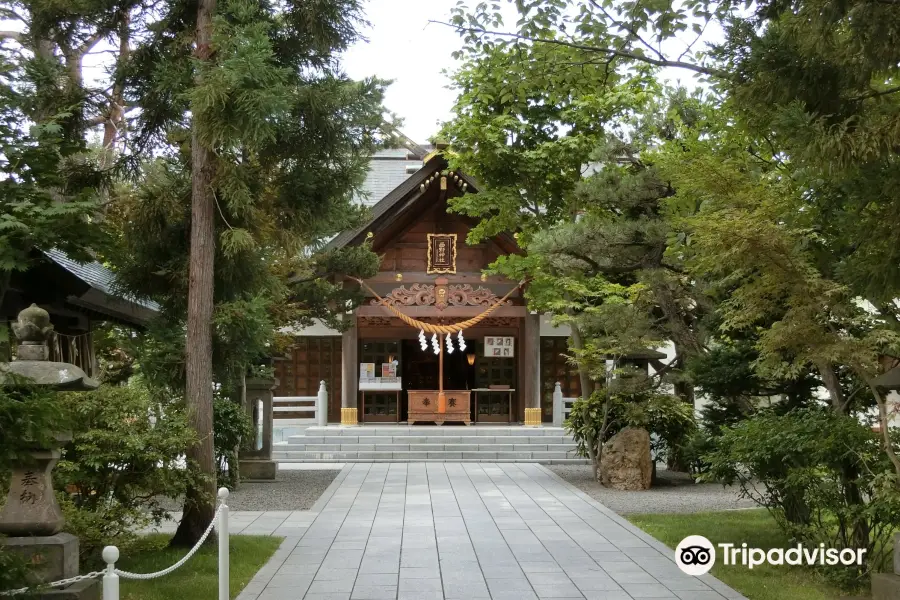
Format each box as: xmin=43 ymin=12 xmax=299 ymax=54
xmin=408 ymin=390 xmax=471 ymax=425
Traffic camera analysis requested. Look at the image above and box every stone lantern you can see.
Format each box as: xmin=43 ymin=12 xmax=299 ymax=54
xmin=0 ymin=305 xmax=99 ymax=599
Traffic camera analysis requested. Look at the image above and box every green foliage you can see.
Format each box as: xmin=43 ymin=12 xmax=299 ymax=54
xmin=0 ymin=379 xmax=67 ymax=471
xmin=0 ymin=60 xmax=105 ymax=268
xmin=617 ymin=393 xmax=696 ymax=465
xmin=55 ymin=383 xmax=196 ymax=561
xmin=213 ymin=397 xmax=253 ymax=490
xmin=705 ymin=407 xmax=900 ymax=588
xmin=565 ymin=385 xmax=695 ymax=469
xmin=107 ymin=0 xmax=390 ymax=404
xmin=565 ymin=391 xmax=606 ymax=462
xmin=0 ymin=541 xmax=29 ymax=592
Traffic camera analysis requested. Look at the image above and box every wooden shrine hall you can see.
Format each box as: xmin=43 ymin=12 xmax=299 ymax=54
xmin=272 ymin=145 xmax=663 ymax=425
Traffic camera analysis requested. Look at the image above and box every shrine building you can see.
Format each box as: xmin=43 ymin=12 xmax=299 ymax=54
xmin=273 ymin=143 xmax=661 ymax=426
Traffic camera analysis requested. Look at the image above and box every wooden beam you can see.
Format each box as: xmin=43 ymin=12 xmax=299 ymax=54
xmin=360 ymin=271 xmax=512 ymax=284
xmin=354 ymin=305 xmax=527 ymax=318
xmin=522 ymin=313 xmax=540 ymax=411
xmin=341 ymin=322 xmax=358 ymax=410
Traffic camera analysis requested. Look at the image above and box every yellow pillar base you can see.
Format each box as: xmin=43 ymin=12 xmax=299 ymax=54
xmin=524 ymin=407 xmax=542 ymax=427
xmin=341 ymin=407 xmax=358 ymax=426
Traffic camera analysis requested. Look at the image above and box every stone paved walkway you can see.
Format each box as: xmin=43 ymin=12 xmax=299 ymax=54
xmin=232 ymin=463 xmax=745 ymax=600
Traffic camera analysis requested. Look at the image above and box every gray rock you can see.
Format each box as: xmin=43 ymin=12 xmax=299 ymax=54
xmin=599 ymin=427 xmax=652 ymax=491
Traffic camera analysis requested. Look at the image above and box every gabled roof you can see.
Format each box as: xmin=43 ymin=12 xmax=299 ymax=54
xmin=328 ymin=153 xmax=479 ymax=250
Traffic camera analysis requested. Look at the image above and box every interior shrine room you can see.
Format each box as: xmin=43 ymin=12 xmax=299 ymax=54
xmin=272 ymin=144 xmax=658 ymax=426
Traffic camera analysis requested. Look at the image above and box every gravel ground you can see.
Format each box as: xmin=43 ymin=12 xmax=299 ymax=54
xmin=157 ymin=469 xmax=340 ymax=512
xmin=547 ymin=464 xmax=758 ymax=515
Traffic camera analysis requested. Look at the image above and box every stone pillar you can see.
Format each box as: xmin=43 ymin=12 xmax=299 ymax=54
xmin=552 ymin=382 xmax=564 ymax=427
xmin=0 ymin=305 xmax=99 ymax=598
xmin=239 ymin=377 xmax=277 ymax=480
xmin=317 ymin=380 xmax=328 ymax=427
xmin=522 ymin=312 xmax=542 ymax=426
xmin=341 ymin=318 xmax=358 ymax=425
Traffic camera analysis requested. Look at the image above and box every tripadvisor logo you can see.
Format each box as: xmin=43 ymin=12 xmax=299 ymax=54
xmin=675 ymin=536 xmax=867 ymax=576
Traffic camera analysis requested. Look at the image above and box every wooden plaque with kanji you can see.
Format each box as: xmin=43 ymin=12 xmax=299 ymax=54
xmin=426 ymin=233 xmax=457 ymax=274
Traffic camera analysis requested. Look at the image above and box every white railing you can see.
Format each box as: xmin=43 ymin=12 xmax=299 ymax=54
xmin=552 ymin=382 xmax=577 ymax=427
xmin=273 ymin=380 xmax=327 ymax=426
xmin=2 ymin=488 xmax=231 ymax=600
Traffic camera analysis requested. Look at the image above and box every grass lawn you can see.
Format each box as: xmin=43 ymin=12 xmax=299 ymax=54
xmin=627 ymin=509 xmax=849 ymax=600
xmin=115 ymin=534 xmax=282 ymax=600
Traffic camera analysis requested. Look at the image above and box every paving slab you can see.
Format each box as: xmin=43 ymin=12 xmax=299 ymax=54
xmin=233 ymin=462 xmax=747 ymax=600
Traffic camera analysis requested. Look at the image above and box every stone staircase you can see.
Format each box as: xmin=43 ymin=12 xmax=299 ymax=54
xmin=273 ymin=425 xmax=588 ymax=463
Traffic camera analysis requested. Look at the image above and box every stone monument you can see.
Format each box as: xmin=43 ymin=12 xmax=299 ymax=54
xmin=0 ymin=305 xmax=100 ymax=599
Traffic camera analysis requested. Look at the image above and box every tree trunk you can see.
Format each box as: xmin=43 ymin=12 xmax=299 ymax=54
xmin=0 ymin=270 xmax=10 ymax=362
xmin=816 ymin=361 xmax=846 ymax=413
xmin=171 ymin=0 xmax=217 ymax=548
xmin=866 ymin=379 xmax=900 ymax=481
xmin=568 ymin=321 xmax=594 ymax=400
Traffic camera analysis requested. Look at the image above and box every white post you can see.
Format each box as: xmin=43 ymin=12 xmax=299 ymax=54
xmin=317 ymin=380 xmax=327 ymax=426
xmin=218 ymin=488 xmax=230 ymax=600
xmin=102 ymin=546 xmax=119 ymax=600
xmin=552 ymin=382 xmax=564 ymax=427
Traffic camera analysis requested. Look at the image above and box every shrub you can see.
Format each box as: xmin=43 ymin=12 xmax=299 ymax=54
xmin=677 ymin=428 xmax=716 ymax=478
xmin=705 ymin=406 xmax=900 ymax=589
xmin=56 ymin=383 xmax=196 ymax=562
xmin=566 ymin=388 xmax=696 ymax=479
xmin=0 ymin=542 xmax=29 ymax=593
xmin=214 ymin=396 xmax=253 ymax=489
xmin=615 ymin=392 xmax=696 ymax=467
xmin=0 ymin=378 xmax=67 ymax=470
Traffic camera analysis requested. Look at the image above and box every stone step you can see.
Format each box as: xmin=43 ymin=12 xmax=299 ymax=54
xmin=273 ymin=450 xmax=587 ymax=463
xmin=273 ymin=450 xmax=578 ymax=460
xmin=278 ymin=443 xmax=577 ymax=452
xmin=276 ymin=426 xmax=580 ymax=463
xmin=287 ymin=435 xmax=575 ymax=445
xmin=275 ymin=457 xmax=590 ymax=464
xmin=300 ymin=426 xmax=569 ymax=437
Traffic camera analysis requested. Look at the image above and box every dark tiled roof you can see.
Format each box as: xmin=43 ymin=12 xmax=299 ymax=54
xmin=328 ymin=159 xmax=438 ymax=250
xmin=44 ymin=249 xmax=160 ymax=313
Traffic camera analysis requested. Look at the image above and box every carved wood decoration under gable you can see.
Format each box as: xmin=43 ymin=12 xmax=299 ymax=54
xmin=372 ymin=283 xmax=512 ymax=311
xmin=357 ymin=316 xmax=518 ymax=329
xmin=358 ymin=317 xmax=394 ymax=328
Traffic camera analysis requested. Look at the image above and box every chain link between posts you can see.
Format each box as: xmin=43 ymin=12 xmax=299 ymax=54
xmin=115 ymin=502 xmax=223 ymax=580
xmin=0 ymin=502 xmax=224 ymax=595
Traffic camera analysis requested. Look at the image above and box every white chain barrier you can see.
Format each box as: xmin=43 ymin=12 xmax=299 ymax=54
xmin=1 ymin=488 xmax=230 ymax=600
xmin=0 ymin=571 xmax=106 ymax=597
xmin=114 ymin=501 xmax=224 ymax=580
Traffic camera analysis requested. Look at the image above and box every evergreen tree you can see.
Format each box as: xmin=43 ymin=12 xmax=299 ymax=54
xmin=110 ymin=0 xmax=388 ymax=545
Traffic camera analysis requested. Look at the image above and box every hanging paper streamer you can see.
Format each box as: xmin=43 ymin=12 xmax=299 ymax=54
xmin=457 ymin=330 xmax=466 ymax=352
xmin=431 ymin=333 xmax=440 ymax=355
xmin=418 ymin=329 xmax=428 ymax=351
xmin=446 ymin=333 xmax=454 ymax=354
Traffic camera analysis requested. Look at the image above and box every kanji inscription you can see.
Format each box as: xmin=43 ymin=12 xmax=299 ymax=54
xmin=427 ymin=233 xmax=457 ymax=274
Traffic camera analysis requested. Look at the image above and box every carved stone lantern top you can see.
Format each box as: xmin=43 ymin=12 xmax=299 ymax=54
xmin=12 ymin=303 xmax=54 ymax=343
xmin=0 ymin=304 xmax=98 ymax=390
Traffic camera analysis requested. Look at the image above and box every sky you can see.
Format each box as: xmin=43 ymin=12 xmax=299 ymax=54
xmin=341 ymin=0 xmax=712 ymax=144
xmin=340 ymin=0 xmax=487 ymax=144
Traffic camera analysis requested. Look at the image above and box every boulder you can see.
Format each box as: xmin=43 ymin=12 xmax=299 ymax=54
xmin=599 ymin=427 xmax=652 ymax=490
